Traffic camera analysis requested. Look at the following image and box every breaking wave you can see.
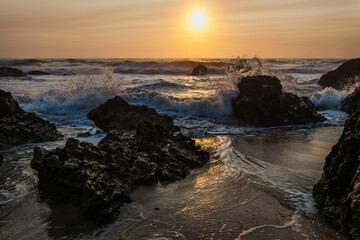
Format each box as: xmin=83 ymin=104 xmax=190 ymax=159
xmin=310 ymin=87 xmax=351 ymax=110
xmin=4 ymin=57 xmax=351 ymax=128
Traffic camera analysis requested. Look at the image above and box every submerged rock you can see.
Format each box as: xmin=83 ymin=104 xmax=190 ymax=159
xmin=192 ymin=64 xmax=208 ymax=75
xmin=341 ymin=87 xmax=360 ymax=114
xmin=28 ymin=70 xmax=49 ymax=75
xmin=31 ymin=129 xmax=209 ymax=225
xmin=0 ymin=66 xmax=26 ymax=77
xmin=76 ymin=131 xmax=92 ymax=138
xmin=231 ymin=75 xmax=325 ymax=126
xmin=87 ymin=96 xmax=180 ymax=135
xmin=0 ymin=89 xmax=62 ymax=149
xmin=318 ymin=58 xmax=360 ymax=90
xmin=313 ymin=106 xmax=360 ymax=239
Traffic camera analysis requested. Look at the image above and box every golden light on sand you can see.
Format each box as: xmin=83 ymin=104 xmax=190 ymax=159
xmin=189 ymin=10 xmax=206 ymax=29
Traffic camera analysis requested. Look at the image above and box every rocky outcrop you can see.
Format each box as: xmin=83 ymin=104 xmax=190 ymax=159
xmin=87 ymin=96 xmax=180 ymax=135
xmin=0 ymin=89 xmax=62 ymax=149
xmin=31 ymin=128 xmax=209 ymax=224
xmin=192 ymin=64 xmax=208 ymax=75
xmin=0 ymin=67 xmax=26 ymax=77
xmin=341 ymin=87 xmax=360 ymax=114
xmin=28 ymin=71 xmax=49 ymax=75
xmin=318 ymin=58 xmax=360 ymax=90
xmin=313 ymin=106 xmax=360 ymax=239
xmin=231 ymin=75 xmax=325 ymax=126
xmin=32 ymin=97 xmax=210 ymax=224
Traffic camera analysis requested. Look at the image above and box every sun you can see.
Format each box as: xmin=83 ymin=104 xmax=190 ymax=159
xmin=189 ymin=10 xmax=206 ymax=29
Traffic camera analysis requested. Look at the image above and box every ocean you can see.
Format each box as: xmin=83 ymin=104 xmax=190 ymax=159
xmin=0 ymin=58 xmax=351 ymax=239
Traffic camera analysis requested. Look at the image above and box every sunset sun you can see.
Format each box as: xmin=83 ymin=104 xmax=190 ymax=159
xmin=189 ymin=10 xmax=206 ymax=29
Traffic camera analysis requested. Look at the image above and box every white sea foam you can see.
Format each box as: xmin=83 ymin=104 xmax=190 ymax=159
xmin=310 ymin=87 xmax=351 ymax=110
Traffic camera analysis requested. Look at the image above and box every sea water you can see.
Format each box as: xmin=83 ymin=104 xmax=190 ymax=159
xmin=0 ymin=58 xmax=351 ymax=239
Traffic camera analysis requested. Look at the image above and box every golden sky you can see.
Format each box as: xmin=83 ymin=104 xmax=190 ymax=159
xmin=1 ymin=0 xmax=360 ymax=58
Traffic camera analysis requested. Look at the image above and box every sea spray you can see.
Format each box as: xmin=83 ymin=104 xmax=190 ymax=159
xmin=15 ymin=69 xmax=122 ymax=124
xmin=310 ymin=87 xmax=352 ymax=110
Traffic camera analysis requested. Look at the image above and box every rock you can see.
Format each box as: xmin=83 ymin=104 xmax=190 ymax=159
xmin=0 ymin=155 xmax=3 ymax=165
xmin=0 ymin=89 xmax=62 ymax=149
xmin=0 ymin=67 xmax=26 ymax=77
xmin=192 ymin=64 xmax=208 ymax=75
xmin=231 ymin=75 xmax=325 ymax=126
xmin=341 ymin=87 xmax=360 ymax=114
xmin=77 ymin=131 xmax=91 ymax=138
xmin=318 ymin=58 xmax=360 ymax=90
xmin=87 ymin=96 xmax=180 ymax=135
xmin=33 ymin=98 xmax=210 ymax=224
xmin=31 ymin=129 xmax=209 ymax=225
xmin=28 ymin=71 xmax=49 ymax=75
xmin=313 ymin=107 xmax=360 ymax=239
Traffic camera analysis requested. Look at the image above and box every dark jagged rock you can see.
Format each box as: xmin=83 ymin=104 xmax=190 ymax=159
xmin=192 ymin=64 xmax=208 ymax=75
xmin=318 ymin=58 xmax=360 ymax=90
xmin=0 ymin=155 xmax=3 ymax=165
xmin=0 ymin=67 xmax=26 ymax=77
xmin=77 ymin=131 xmax=91 ymax=138
xmin=341 ymin=87 xmax=360 ymax=114
xmin=33 ymin=97 xmax=210 ymax=224
xmin=28 ymin=70 xmax=49 ymax=75
xmin=31 ymin=129 xmax=209 ymax=225
xmin=0 ymin=89 xmax=62 ymax=149
xmin=87 ymin=96 xmax=180 ymax=135
xmin=231 ymin=75 xmax=325 ymax=126
xmin=313 ymin=107 xmax=360 ymax=239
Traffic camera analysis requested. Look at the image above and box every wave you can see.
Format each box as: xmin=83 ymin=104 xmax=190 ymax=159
xmin=108 ymin=60 xmax=230 ymax=75
xmin=113 ymin=67 xmax=225 ymax=75
xmin=135 ymin=80 xmax=191 ymax=90
xmin=0 ymin=59 xmax=44 ymax=66
xmin=6 ymin=58 xmax=350 ymax=129
xmin=123 ymin=90 xmax=236 ymax=119
xmin=15 ymin=70 xmax=121 ymax=124
xmin=107 ymin=60 xmax=230 ymax=68
xmin=279 ymin=68 xmax=328 ymax=75
xmin=310 ymin=87 xmax=351 ymax=110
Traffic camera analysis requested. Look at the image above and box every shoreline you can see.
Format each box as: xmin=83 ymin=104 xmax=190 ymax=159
xmin=0 ymin=124 xmax=346 ymax=239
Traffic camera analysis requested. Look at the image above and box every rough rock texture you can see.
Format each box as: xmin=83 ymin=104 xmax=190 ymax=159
xmin=0 ymin=89 xmax=62 ymax=149
xmin=28 ymin=70 xmax=49 ymax=75
xmin=0 ymin=155 xmax=3 ymax=165
xmin=31 ymin=129 xmax=209 ymax=225
xmin=231 ymin=75 xmax=325 ymax=126
xmin=341 ymin=87 xmax=360 ymax=114
xmin=0 ymin=67 xmax=26 ymax=77
xmin=192 ymin=64 xmax=208 ymax=75
xmin=313 ymin=106 xmax=360 ymax=239
xmin=318 ymin=58 xmax=360 ymax=90
xmin=87 ymin=96 xmax=180 ymax=134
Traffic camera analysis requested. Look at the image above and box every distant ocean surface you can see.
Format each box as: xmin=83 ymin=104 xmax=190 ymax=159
xmin=0 ymin=58 xmax=352 ymax=239
xmin=0 ymin=58 xmax=351 ymax=135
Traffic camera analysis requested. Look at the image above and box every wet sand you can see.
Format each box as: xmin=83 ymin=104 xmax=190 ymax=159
xmin=0 ymin=127 xmax=346 ymax=240
xmin=102 ymin=127 xmax=345 ymax=240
